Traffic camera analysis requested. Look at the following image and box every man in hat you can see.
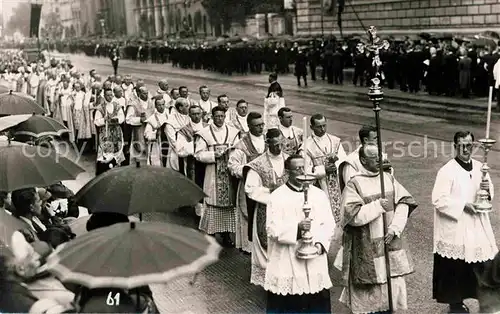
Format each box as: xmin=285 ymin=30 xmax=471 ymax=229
xmin=195 ymin=106 xmax=240 ymax=247
xmin=244 ymin=128 xmax=288 ymax=287
xmin=109 ymin=46 xmax=120 ymax=76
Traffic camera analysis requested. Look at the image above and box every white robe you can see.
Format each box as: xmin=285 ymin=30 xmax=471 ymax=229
xmin=432 ymin=158 xmax=497 ymax=263
xmin=165 ymin=111 xmax=190 ymax=170
xmin=265 ymin=184 xmax=335 ymax=295
xmin=144 ymin=111 xmax=168 ymax=166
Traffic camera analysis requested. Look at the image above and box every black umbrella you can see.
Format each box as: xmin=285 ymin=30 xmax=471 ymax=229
xmin=74 ymin=163 xmax=206 ymax=215
xmin=0 ymin=90 xmax=45 ymax=115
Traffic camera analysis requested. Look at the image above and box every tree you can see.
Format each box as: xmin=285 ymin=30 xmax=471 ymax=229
xmin=5 ymin=2 xmax=31 ymax=36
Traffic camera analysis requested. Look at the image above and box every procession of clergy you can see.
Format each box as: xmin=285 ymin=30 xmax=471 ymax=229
xmin=8 ymin=55 xmax=499 ymax=313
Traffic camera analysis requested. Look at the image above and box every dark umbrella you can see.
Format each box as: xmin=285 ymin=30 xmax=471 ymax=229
xmin=74 ymin=163 xmax=205 ymax=215
xmin=472 ymin=37 xmax=497 ymax=47
xmin=13 ymin=114 xmax=69 ymax=138
xmin=43 ymin=221 xmax=221 ymax=289
xmin=0 ymin=90 xmax=45 ymax=115
xmin=0 ymin=140 xmax=86 ymax=191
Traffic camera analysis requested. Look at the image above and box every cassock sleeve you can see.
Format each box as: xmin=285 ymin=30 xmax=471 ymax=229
xmin=312 ymin=189 xmax=336 ymax=251
xmin=228 ymin=148 xmax=247 ymax=178
xmin=244 ymin=169 xmax=271 ymax=205
xmin=342 ymin=163 xmax=357 ymax=188
xmin=176 ymin=133 xmax=194 ymax=157
xmin=266 ymin=190 xmax=298 ymax=245
xmin=165 ymin=124 xmax=178 ymax=152
xmin=94 ymin=110 xmax=105 ymax=127
xmin=335 ymin=144 xmax=347 ymax=168
xmin=144 ymin=123 xmax=156 ymax=141
xmin=194 ymin=136 xmax=215 ymax=163
xmin=432 ymin=167 xmax=465 ymax=221
xmin=388 ymin=203 xmax=409 ymax=237
xmin=342 ymin=181 xmax=385 ymax=227
xmin=125 ymin=106 xmax=141 ymax=126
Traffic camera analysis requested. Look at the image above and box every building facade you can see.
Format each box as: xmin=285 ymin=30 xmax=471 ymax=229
xmin=131 ymin=0 xmax=213 ymax=37
xmin=296 ymin=0 xmax=500 ymax=36
xmin=40 ymin=0 xmax=81 ymax=38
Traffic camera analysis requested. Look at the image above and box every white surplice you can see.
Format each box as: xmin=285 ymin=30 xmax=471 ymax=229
xmin=165 ymin=110 xmax=190 ymax=170
xmin=228 ymin=134 xmax=266 ymax=253
xmin=432 ymin=158 xmax=497 ymax=263
xmin=245 ymin=152 xmax=285 ymax=287
xmin=265 ymin=184 xmax=335 ymax=295
xmin=176 ymin=121 xmax=206 ymax=158
xmin=144 ymin=110 xmax=168 ymax=166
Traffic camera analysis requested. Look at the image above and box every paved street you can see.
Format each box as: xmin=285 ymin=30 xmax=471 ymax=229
xmin=56 ymin=53 xmax=500 ymax=313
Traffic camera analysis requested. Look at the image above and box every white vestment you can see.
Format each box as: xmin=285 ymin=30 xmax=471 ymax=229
xmin=432 ymin=158 xmax=497 ymax=263
xmin=265 ymin=184 xmax=334 ymax=295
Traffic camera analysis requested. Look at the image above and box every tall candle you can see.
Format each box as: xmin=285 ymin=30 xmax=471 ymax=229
xmin=302 ymin=117 xmax=308 ymax=173
xmin=486 ymin=86 xmax=493 ymax=139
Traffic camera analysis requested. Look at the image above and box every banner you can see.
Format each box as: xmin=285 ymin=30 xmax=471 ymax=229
xmin=29 ymin=4 xmax=43 ymax=38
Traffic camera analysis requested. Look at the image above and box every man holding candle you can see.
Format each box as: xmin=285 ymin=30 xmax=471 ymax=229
xmin=432 ymin=131 xmax=496 ymax=313
xmin=244 ymin=128 xmax=289 ymax=287
xmin=265 ymin=154 xmax=334 ymax=313
xmin=300 ymin=114 xmax=347 ymax=225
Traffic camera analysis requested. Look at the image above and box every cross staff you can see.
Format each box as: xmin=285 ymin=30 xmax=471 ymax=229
xmin=366 ymin=25 xmax=393 ymax=312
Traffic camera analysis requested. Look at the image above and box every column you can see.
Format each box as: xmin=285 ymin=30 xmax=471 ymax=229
xmin=163 ymin=5 xmax=169 ymax=35
xmin=154 ymin=2 xmax=162 ymax=36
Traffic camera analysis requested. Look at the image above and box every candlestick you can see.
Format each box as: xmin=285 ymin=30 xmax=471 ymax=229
xmin=486 ymin=86 xmax=493 ymax=139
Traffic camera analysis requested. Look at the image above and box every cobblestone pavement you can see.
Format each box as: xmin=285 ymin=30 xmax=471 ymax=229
xmin=51 ymin=54 xmax=500 ymax=314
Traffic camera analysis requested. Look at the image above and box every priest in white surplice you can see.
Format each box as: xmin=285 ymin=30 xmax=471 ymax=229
xmin=432 ymin=131 xmax=497 ymax=313
xmin=277 ymin=107 xmax=303 ymax=155
xmin=197 ymin=85 xmax=217 ymax=122
xmin=144 ymin=97 xmax=168 ymax=166
xmin=301 ymin=114 xmax=346 ymax=225
xmin=244 ymin=128 xmax=289 ymax=287
xmin=165 ymin=98 xmax=190 ymax=171
xmin=265 ymin=154 xmax=334 ymax=313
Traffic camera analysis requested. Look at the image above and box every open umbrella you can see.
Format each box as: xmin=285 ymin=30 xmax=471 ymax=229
xmin=0 ymin=90 xmax=45 ymax=115
xmin=68 ymin=214 xmax=140 ymax=237
xmin=472 ymin=36 xmax=497 ymax=47
xmin=43 ymin=221 xmax=221 ymax=289
xmin=74 ymin=163 xmax=205 ymax=215
xmin=13 ymin=114 xmax=69 ymax=138
xmin=0 ymin=209 xmax=30 ymax=249
xmin=0 ymin=140 xmax=86 ymax=191
xmin=0 ymin=114 xmax=31 ymax=132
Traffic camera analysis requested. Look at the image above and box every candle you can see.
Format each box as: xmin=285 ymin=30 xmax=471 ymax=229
xmin=486 ymin=86 xmax=493 ymax=139
xmin=302 ymin=117 xmax=308 ymax=173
